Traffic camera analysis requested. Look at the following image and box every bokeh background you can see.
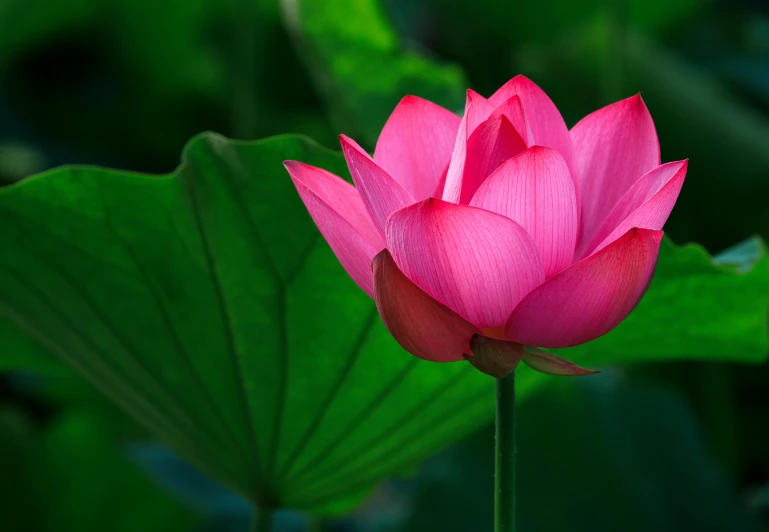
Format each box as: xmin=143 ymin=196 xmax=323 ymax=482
xmin=1 ymin=0 xmax=769 ymax=530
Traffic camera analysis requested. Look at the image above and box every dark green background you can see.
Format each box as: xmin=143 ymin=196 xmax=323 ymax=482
xmin=1 ymin=0 xmax=769 ymax=530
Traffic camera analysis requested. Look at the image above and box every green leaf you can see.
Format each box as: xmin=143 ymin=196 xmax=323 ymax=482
xmin=0 ymin=316 xmax=71 ymax=375
xmin=280 ymin=0 xmax=467 ymax=146
xmin=0 ymin=133 xmax=494 ymax=514
xmin=1 ymin=133 xmax=766 ymax=514
xmin=0 ymin=409 xmax=195 ymax=531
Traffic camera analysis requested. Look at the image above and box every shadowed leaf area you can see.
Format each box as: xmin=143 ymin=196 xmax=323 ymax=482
xmin=399 ymin=376 xmax=762 ymax=532
xmin=0 ymin=409 xmax=196 ymax=531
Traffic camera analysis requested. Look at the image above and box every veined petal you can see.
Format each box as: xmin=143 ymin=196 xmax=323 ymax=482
xmin=373 ymin=250 xmax=478 ymax=362
xmin=470 ymin=146 xmax=577 ymax=277
xmin=465 ymin=89 xmax=496 ymax=132
xmin=386 ymin=199 xmax=545 ymax=329
xmin=489 ymin=95 xmax=532 ymax=145
xmin=442 ymin=90 xmax=496 ymax=203
xmin=285 ymin=161 xmax=384 ymax=297
xmin=579 ymin=160 xmax=687 ymax=259
xmin=572 ymin=94 xmax=660 ymax=247
xmin=505 ymin=227 xmax=663 ymax=347
xmin=460 ymin=115 xmax=526 ymax=204
xmin=373 ymin=96 xmax=461 ymax=201
xmin=489 ymin=75 xmax=578 ymax=193
xmin=340 ymin=134 xmax=414 ymax=238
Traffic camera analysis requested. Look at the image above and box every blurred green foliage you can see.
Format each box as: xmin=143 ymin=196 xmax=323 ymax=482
xmin=0 ymin=409 xmax=196 ymax=531
xmin=1 ymin=0 xmax=769 ymax=530
xmin=398 ymin=376 xmax=762 ymax=532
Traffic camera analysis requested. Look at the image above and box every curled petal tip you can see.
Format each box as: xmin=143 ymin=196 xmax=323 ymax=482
xmin=523 ymin=347 xmax=599 ymax=376
xmin=466 ymin=88 xmax=486 ymax=101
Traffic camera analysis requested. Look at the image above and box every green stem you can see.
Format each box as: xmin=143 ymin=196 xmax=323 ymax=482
xmin=252 ymin=506 xmax=274 ymax=532
xmin=495 ymin=371 xmax=516 ymax=532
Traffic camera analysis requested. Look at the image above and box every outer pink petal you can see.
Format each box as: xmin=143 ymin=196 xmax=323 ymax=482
xmin=373 ymin=95 xmax=461 ymax=201
xmin=285 ymin=161 xmax=384 ymax=297
xmin=386 ymin=199 xmax=545 ymax=329
xmin=470 ymin=146 xmax=577 ymax=277
xmin=505 ymin=227 xmax=663 ymax=347
xmin=373 ymin=250 xmax=479 ymax=362
xmin=340 ymin=134 xmax=414 ymax=238
xmin=489 ymin=75 xmax=578 ymax=192
xmin=571 ymin=94 xmax=660 ymax=247
xmin=489 ymin=95 xmax=532 ymax=145
xmin=442 ymin=90 xmax=496 ymax=203
xmin=579 ymin=160 xmax=687 ymax=259
xmin=460 ymin=115 xmax=526 ymax=204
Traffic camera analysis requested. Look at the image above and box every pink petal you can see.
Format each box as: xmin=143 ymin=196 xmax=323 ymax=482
xmin=470 ymin=146 xmax=577 ymax=277
xmin=285 ymin=161 xmax=384 ymax=297
xmin=373 ymin=250 xmax=478 ymax=362
xmin=579 ymin=160 xmax=687 ymax=259
xmin=340 ymin=134 xmax=414 ymax=238
xmin=459 ymin=115 xmax=527 ymax=204
xmin=442 ymin=90 xmax=496 ymax=203
xmin=373 ymin=96 xmax=461 ymax=201
xmin=489 ymin=75 xmax=578 ymax=192
xmin=489 ymin=95 xmax=532 ymax=145
xmin=465 ymin=89 xmax=496 ymax=132
xmin=505 ymin=227 xmax=663 ymax=347
xmin=571 ymin=94 xmax=660 ymax=247
xmin=386 ymin=199 xmax=545 ymax=329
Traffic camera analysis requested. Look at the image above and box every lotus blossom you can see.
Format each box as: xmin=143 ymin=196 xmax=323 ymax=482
xmin=284 ymin=75 xmax=686 ymax=365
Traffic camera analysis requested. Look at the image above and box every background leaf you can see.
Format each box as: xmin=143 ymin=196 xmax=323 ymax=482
xmin=281 ymin=0 xmax=467 ymax=146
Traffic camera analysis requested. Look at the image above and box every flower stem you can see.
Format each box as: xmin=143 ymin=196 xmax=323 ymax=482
xmin=252 ymin=506 xmax=274 ymax=532
xmin=495 ymin=371 xmax=516 ymax=532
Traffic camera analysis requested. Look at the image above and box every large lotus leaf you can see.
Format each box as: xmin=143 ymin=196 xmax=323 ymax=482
xmin=0 ymin=133 xmax=493 ymax=515
xmin=0 ymin=133 xmax=767 ymax=515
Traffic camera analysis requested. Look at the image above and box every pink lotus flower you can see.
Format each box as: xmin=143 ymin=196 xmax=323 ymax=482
xmin=285 ymin=75 xmax=686 ymax=365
